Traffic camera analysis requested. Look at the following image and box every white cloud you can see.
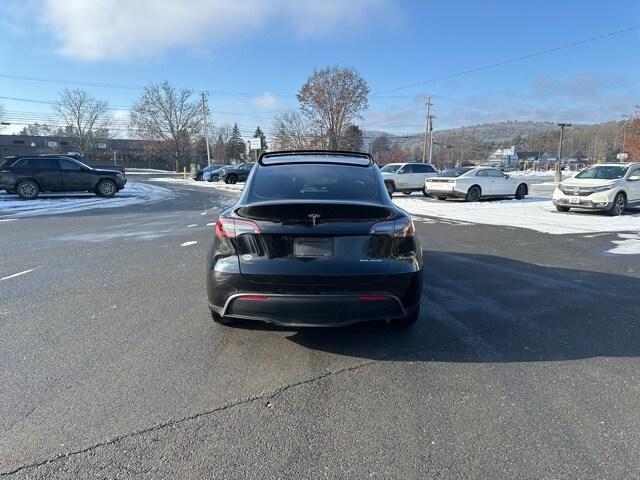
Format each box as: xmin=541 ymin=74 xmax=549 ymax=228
xmin=39 ymin=0 xmax=394 ymax=61
xmin=251 ymin=92 xmax=279 ymax=110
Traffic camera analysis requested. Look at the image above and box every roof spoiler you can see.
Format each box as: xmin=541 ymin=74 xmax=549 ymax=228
xmin=258 ymin=150 xmax=374 ymax=167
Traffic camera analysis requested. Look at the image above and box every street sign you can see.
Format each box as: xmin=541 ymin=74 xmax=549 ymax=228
xmin=249 ymin=139 xmax=261 ymax=150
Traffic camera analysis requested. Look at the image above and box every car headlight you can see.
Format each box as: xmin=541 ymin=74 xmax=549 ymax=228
xmin=591 ymin=185 xmax=614 ymax=193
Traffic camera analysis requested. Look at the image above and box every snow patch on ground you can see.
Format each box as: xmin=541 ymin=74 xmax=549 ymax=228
xmin=126 ymin=168 xmax=178 ymax=175
xmin=149 ymin=177 xmax=244 ymax=194
xmin=607 ymin=233 xmax=640 ymax=255
xmin=394 ymin=197 xmax=640 ymax=235
xmin=0 ymin=182 xmax=174 ymax=218
xmin=180 ymin=241 xmax=198 ymax=247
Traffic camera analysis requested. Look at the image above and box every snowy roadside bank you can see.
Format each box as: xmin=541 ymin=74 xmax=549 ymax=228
xmin=0 ymin=182 xmax=174 ymax=218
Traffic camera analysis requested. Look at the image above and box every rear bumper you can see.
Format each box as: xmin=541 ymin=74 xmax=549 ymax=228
xmin=425 ymin=188 xmax=466 ymax=198
xmin=207 ymin=270 xmax=422 ymax=326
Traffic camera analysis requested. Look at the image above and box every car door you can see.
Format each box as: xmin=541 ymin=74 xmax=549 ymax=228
xmin=474 ymin=169 xmax=492 ymax=195
xmin=626 ymin=166 xmax=640 ymax=204
xmin=395 ymin=164 xmax=413 ymax=188
xmin=487 ymin=168 xmax=511 ymax=195
xmin=412 ymin=164 xmax=436 ymax=188
xmin=31 ymin=157 xmax=65 ymax=192
xmin=59 ymin=158 xmax=95 ymax=191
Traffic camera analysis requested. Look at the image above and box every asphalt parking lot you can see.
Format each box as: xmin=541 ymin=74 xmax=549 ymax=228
xmin=1 ymin=178 xmax=639 ymax=479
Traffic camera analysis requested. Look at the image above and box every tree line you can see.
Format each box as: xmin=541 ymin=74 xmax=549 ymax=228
xmin=4 ymin=66 xmax=371 ymax=171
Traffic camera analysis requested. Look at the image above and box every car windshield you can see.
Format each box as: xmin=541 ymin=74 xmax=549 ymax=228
xmin=249 ymin=163 xmax=381 ymax=202
xmin=438 ymin=167 xmax=474 ymax=177
xmin=380 ymin=164 xmax=401 ymax=173
xmin=575 ymin=165 xmax=628 ymax=179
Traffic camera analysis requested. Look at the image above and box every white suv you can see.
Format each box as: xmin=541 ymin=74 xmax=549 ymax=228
xmin=553 ymin=162 xmax=640 ymax=216
xmin=380 ymin=162 xmax=438 ymax=196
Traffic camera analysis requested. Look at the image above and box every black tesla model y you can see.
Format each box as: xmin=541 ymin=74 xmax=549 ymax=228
xmin=206 ymin=150 xmax=423 ymax=327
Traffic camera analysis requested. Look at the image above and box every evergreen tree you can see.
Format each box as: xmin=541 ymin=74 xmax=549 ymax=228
xmin=225 ymin=123 xmax=246 ymax=163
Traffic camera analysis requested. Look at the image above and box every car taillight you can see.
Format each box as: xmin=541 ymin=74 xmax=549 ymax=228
xmin=214 ymin=218 xmax=260 ymax=238
xmin=369 ymin=219 xmax=415 ymax=237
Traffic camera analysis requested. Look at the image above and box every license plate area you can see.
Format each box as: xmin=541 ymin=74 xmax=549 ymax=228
xmin=294 ymin=237 xmax=334 ymax=257
xmin=569 ymin=196 xmax=581 ymax=204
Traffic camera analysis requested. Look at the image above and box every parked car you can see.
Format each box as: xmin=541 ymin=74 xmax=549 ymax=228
xmin=218 ymin=162 xmax=256 ymax=184
xmin=7 ymin=154 xmax=127 ymax=175
xmin=380 ymin=162 xmax=438 ymax=196
xmin=207 ymin=150 xmax=423 ymax=327
xmin=202 ymin=165 xmax=229 ymax=182
xmin=192 ymin=164 xmax=226 ymax=181
xmin=424 ymin=166 xmax=528 ymax=201
xmin=553 ymin=162 xmax=640 ymax=216
xmin=0 ymin=155 xmax=126 ymax=199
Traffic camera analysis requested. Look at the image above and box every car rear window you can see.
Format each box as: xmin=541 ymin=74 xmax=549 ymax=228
xmin=249 ymin=164 xmax=382 ymax=202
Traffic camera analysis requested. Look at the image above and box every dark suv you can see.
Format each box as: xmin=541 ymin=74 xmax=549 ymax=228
xmin=219 ymin=163 xmax=255 ymax=184
xmin=0 ymin=156 xmax=127 ymax=199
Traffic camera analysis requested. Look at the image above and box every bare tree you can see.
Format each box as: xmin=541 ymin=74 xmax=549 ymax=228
xmin=55 ymin=89 xmax=110 ymax=155
xmin=297 ymin=66 xmax=369 ymax=150
xmin=272 ymin=111 xmax=314 ymax=150
xmin=129 ymin=82 xmax=203 ymax=171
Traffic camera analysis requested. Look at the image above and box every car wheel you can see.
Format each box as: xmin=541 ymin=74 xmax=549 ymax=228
xmin=385 ymin=182 xmax=395 ymax=197
xmin=96 ymin=179 xmax=117 ymax=197
xmin=437 ymin=196 xmax=447 ymax=201
xmin=391 ymin=309 xmax=419 ymax=328
xmin=608 ymin=193 xmax=626 ymax=216
xmin=515 ymin=183 xmax=527 ymax=200
xmin=422 ymin=187 xmax=430 ymax=197
xmin=17 ymin=180 xmax=39 ymax=200
xmin=210 ymin=308 xmax=237 ymax=326
xmin=403 ymin=191 xmax=411 ymax=195
xmin=556 ymin=205 xmax=570 ymax=212
xmin=465 ymin=185 xmax=481 ymax=202
xmin=211 ymin=174 xmax=219 ymax=182
xmin=226 ymin=174 xmax=238 ymax=185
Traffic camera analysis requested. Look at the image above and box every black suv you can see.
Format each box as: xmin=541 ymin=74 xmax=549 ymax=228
xmin=219 ymin=163 xmax=255 ymax=184
xmin=0 ymin=156 xmax=127 ymax=199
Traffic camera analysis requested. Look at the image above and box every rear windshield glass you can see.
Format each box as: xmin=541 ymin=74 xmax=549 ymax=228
xmin=439 ymin=167 xmax=474 ymax=177
xmin=249 ymin=164 xmax=381 ymax=202
xmin=575 ymin=165 xmax=628 ymax=180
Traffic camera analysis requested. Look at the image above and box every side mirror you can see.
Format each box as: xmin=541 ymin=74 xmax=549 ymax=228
xmin=628 ymin=175 xmax=640 ymax=182
xmin=504 ymin=174 xmax=510 ymax=179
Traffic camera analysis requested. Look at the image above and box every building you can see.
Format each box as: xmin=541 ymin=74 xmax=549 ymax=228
xmin=487 ymin=146 xmax=519 ymax=168
xmin=1 ymin=134 xmax=177 ymax=170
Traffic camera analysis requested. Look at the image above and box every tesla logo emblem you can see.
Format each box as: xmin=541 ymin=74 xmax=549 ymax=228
xmin=308 ymin=213 xmax=321 ymax=226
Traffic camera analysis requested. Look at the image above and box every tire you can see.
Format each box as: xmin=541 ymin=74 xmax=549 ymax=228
xmin=96 ymin=179 xmax=117 ymax=197
xmin=608 ymin=192 xmax=626 ymax=216
xmin=392 ymin=309 xmax=419 ymax=328
xmin=422 ymin=187 xmax=430 ymax=197
xmin=226 ymin=174 xmax=238 ymax=185
xmin=210 ymin=308 xmax=237 ymax=326
xmin=515 ymin=183 xmax=527 ymax=200
xmin=211 ymin=174 xmax=219 ymax=182
xmin=402 ymin=191 xmax=411 ymax=195
xmin=437 ymin=196 xmax=447 ymax=201
xmin=465 ymin=185 xmax=481 ymax=202
xmin=385 ymin=182 xmax=395 ymax=197
xmin=556 ymin=205 xmax=570 ymax=212
xmin=16 ymin=180 xmax=39 ymax=200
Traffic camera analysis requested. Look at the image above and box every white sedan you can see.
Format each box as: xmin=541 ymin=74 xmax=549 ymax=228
xmin=424 ymin=166 xmax=529 ymax=201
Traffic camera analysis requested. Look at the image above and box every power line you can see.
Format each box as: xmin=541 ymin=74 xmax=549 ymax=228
xmin=372 ymin=24 xmax=640 ymax=95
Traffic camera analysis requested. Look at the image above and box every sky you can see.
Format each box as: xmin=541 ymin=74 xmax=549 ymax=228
xmin=0 ymin=0 xmax=638 ymax=139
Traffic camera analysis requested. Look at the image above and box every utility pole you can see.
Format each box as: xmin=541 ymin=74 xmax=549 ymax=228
xmin=201 ymin=92 xmax=211 ymax=166
xmin=422 ymin=96 xmax=432 ymax=163
xmin=555 ymin=123 xmax=571 ymax=183
xmin=428 ymin=115 xmax=434 ymax=165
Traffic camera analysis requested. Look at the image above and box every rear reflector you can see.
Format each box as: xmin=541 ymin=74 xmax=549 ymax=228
xmin=359 ymin=295 xmax=390 ymax=302
xmin=238 ymin=295 xmax=270 ymax=302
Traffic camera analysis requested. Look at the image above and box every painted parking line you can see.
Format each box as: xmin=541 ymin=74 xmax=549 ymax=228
xmin=0 ymin=268 xmax=35 ymax=282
